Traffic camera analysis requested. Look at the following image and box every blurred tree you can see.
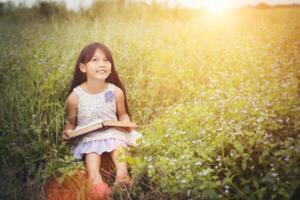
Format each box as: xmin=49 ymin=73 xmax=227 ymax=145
xmin=255 ymin=2 xmax=271 ymax=9
xmin=38 ymin=1 xmax=67 ymax=19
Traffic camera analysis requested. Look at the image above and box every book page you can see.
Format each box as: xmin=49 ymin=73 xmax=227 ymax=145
xmin=75 ymin=119 xmax=104 ymax=130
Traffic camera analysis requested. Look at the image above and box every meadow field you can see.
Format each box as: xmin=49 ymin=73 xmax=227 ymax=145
xmin=0 ymin=2 xmax=299 ymax=199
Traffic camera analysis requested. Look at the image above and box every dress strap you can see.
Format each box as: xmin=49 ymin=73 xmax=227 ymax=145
xmin=108 ymin=83 xmax=116 ymax=91
xmin=73 ymin=86 xmax=84 ymax=96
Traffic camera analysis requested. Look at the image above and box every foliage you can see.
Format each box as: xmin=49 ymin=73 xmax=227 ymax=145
xmin=135 ymin=81 xmax=300 ymax=199
xmin=0 ymin=2 xmax=299 ymax=199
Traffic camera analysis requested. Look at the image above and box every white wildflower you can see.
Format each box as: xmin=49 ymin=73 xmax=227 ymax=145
xmin=224 ymin=185 xmax=230 ymax=189
xmin=195 ymin=161 xmax=202 ymax=166
xmin=284 ymin=156 xmax=290 ymax=161
xmin=271 ymin=172 xmax=278 ymax=177
xmin=187 ymin=189 xmax=191 ymax=197
xmin=199 ymin=170 xmax=208 ymax=176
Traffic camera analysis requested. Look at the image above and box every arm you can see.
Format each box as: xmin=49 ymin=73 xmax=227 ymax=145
xmin=115 ymin=86 xmax=132 ymax=132
xmin=61 ymin=91 xmax=78 ymax=140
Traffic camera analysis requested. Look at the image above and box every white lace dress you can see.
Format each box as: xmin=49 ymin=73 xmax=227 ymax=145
xmin=71 ymin=82 xmax=130 ymax=160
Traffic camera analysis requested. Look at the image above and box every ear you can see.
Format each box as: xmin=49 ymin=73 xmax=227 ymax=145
xmin=79 ymin=63 xmax=86 ymax=73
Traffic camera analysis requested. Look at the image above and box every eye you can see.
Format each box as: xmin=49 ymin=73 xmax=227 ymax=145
xmin=91 ymin=58 xmax=99 ymax=62
xmin=104 ymin=59 xmax=109 ymax=63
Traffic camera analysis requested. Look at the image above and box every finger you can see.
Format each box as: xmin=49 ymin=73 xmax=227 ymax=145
xmin=63 ymin=137 xmax=69 ymax=141
xmin=62 ymin=135 xmax=69 ymax=140
xmin=124 ymin=128 xmax=131 ymax=133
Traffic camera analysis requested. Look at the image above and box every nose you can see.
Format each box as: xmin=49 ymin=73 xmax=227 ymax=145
xmin=98 ymin=61 xmax=106 ymax=67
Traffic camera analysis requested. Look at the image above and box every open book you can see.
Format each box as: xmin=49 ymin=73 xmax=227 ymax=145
xmin=66 ymin=119 xmax=137 ymax=139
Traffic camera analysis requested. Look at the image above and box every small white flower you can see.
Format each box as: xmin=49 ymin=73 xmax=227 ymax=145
xmin=257 ymin=118 xmax=263 ymax=122
xmin=224 ymin=185 xmax=230 ymax=189
xmin=271 ymin=172 xmax=278 ymax=177
xmin=284 ymin=156 xmax=290 ymax=161
xmin=195 ymin=161 xmax=202 ymax=166
xmin=187 ymin=189 xmax=191 ymax=197
xmin=199 ymin=171 xmax=208 ymax=176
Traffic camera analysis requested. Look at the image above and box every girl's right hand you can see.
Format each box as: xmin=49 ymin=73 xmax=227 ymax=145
xmin=115 ymin=126 xmax=132 ymax=133
xmin=61 ymin=130 xmax=72 ymax=141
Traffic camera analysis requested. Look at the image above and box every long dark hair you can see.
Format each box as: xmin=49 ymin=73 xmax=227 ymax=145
xmin=68 ymin=42 xmax=130 ymax=117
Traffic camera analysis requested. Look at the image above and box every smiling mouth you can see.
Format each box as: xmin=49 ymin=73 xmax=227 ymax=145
xmin=96 ymin=70 xmax=106 ymax=73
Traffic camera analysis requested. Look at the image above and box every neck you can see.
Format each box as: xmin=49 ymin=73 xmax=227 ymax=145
xmin=85 ymin=79 xmax=107 ymax=93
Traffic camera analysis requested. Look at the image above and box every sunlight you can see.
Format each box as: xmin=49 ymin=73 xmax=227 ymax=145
xmin=203 ymin=0 xmax=231 ymax=14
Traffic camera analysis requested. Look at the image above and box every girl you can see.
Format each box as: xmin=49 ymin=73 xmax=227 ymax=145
xmin=61 ymin=42 xmax=134 ymax=199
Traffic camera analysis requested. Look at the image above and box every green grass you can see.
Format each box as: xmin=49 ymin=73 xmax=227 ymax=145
xmin=0 ymin=3 xmax=299 ymax=199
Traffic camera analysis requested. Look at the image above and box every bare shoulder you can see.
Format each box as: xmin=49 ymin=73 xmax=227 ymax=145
xmin=65 ymin=91 xmax=78 ymax=124
xmin=66 ymin=91 xmax=79 ymax=107
xmin=114 ymin=85 xmax=124 ymax=98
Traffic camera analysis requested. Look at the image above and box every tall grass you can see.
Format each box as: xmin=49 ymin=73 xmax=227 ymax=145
xmin=0 ymin=2 xmax=299 ymax=199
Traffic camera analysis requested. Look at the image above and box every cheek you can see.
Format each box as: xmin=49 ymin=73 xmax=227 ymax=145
xmin=108 ymin=64 xmax=112 ymax=73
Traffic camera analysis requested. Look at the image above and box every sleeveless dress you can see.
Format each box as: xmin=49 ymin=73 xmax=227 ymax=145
xmin=71 ymin=82 xmax=130 ymax=160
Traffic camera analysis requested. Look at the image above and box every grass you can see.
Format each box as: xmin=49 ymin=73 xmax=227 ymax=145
xmin=0 ymin=3 xmax=299 ymax=199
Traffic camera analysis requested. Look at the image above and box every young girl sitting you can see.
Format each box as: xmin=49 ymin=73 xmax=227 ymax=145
xmin=61 ymin=42 xmax=135 ymax=199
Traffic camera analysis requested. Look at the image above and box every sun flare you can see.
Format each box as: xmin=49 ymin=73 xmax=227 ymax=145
xmin=203 ymin=0 xmax=230 ymax=14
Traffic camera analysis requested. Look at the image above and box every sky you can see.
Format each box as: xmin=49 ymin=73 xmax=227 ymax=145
xmin=1 ymin=0 xmax=300 ymax=11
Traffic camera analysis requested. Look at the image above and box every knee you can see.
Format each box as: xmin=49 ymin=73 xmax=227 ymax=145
xmin=87 ymin=170 xmax=101 ymax=182
xmin=112 ymin=147 xmax=127 ymax=159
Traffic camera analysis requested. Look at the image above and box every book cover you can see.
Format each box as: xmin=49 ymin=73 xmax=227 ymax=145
xmin=66 ymin=119 xmax=137 ymax=139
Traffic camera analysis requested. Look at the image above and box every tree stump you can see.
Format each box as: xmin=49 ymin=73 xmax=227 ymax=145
xmin=43 ymin=152 xmax=115 ymax=200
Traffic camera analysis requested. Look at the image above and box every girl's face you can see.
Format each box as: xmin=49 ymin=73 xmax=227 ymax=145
xmin=79 ymin=48 xmax=112 ymax=81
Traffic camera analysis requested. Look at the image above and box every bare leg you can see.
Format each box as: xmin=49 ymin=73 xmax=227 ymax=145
xmin=111 ymin=146 xmax=131 ymax=185
xmin=85 ymin=152 xmax=112 ymax=199
xmin=85 ymin=152 xmax=104 ymax=185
